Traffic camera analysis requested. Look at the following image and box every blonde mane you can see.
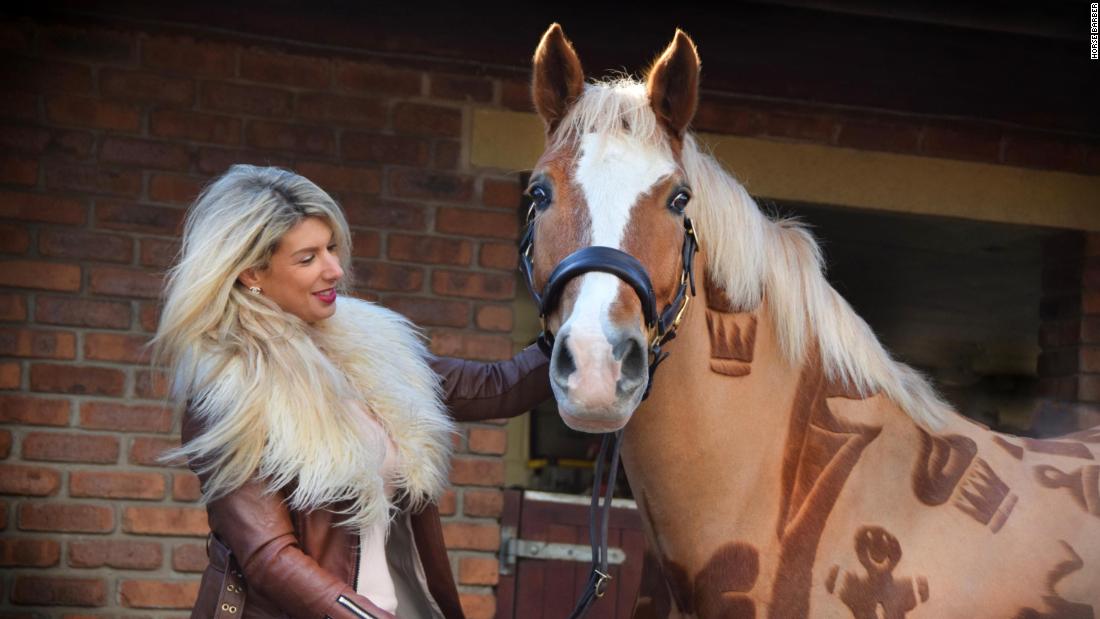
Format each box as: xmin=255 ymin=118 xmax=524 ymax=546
xmin=557 ymin=80 xmax=950 ymax=429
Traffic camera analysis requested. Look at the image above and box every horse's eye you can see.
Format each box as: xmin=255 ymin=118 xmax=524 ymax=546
xmin=528 ymin=185 xmax=552 ymax=210
xmin=669 ymin=190 xmax=691 ymax=213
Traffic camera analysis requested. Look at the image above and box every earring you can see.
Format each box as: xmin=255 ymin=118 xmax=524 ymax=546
xmin=248 ymin=286 xmax=262 ymax=295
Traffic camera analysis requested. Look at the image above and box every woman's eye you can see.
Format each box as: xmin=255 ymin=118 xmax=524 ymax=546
xmin=669 ymin=190 xmax=691 ymax=213
xmin=301 ymin=255 xmax=315 ymax=264
xmin=528 ymin=185 xmax=551 ymax=210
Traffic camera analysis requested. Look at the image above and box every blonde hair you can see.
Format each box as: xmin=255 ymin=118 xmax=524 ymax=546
xmin=153 ymin=166 xmax=454 ymax=533
xmin=555 ymin=81 xmax=950 ymax=429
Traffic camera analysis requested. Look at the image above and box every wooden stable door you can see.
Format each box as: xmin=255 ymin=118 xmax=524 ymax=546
xmin=495 ymin=489 xmax=646 ymax=619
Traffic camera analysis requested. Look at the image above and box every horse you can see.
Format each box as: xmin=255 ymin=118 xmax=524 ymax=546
xmin=521 ymin=23 xmax=1100 ymax=618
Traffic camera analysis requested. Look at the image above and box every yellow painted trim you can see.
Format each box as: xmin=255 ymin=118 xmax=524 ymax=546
xmin=471 ymin=109 xmax=1100 ymax=231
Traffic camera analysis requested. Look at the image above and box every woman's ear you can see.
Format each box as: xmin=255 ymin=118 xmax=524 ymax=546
xmin=238 ymin=267 xmax=261 ymax=288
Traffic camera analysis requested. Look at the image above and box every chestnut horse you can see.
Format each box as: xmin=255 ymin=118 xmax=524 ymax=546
xmin=523 ymin=24 xmax=1100 ymax=618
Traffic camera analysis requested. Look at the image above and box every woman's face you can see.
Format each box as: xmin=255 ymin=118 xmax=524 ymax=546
xmin=240 ymin=216 xmax=344 ymax=324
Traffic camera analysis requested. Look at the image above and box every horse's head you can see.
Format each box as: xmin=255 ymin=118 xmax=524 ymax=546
xmin=524 ymin=24 xmax=701 ymax=433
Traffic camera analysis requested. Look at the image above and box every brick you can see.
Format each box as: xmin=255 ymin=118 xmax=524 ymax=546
xmin=0 ymin=123 xmax=49 ymax=154
xmin=172 ymin=542 xmax=207 ymax=572
xmin=88 ymin=266 xmax=164 ymax=299
xmin=139 ymin=301 xmax=160 ymax=332
xmin=30 ymin=364 xmax=125 ymax=397
xmin=0 ymin=191 xmax=86 ymax=225
xmin=761 ymin=111 xmax=835 ymax=143
xmin=434 ymin=140 xmax=461 ymax=169
xmin=431 ymin=74 xmax=493 ymax=103
xmin=0 ymin=91 xmax=39 ymax=121
xmin=123 ymin=506 xmax=208 ymax=537
xmin=101 ymin=69 xmax=195 ymax=105
xmin=241 ymin=48 xmax=330 ymax=89
xmin=0 ymin=261 xmax=81 ymax=292
xmin=46 ymin=95 xmax=141 ymax=132
xmin=449 ymin=456 xmax=505 ymax=486
xmin=201 ymin=81 xmax=292 ymax=117
xmin=1086 ymin=291 xmax=1100 ymax=314
xmin=245 ymin=120 xmax=334 ymax=156
xmin=0 ymin=328 xmax=76 ymax=359
xmin=22 ymin=431 xmax=119 ymax=463
xmin=150 ymin=110 xmax=241 ymax=146
xmin=0 ymin=223 xmax=30 ymax=254
xmin=837 ymin=118 xmax=921 ymax=154
xmin=143 ymin=35 xmax=236 ymax=78
xmin=120 ymin=579 xmax=200 ymax=609
xmin=467 ymin=427 xmax=506 ymax=454
xmin=431 ymin=331 xmax=512 ymax=361
xmin=0 ymin=155 xmax=37 ymax=185
xmin=384 ymin=296 xmax=469 ymax=328
xmin=351 ymin=230 xmax=380 ymax=258
xmin=1078 ymin=375 xmax=1100 ymax=403
xmin=140 ymin=238 xmax=180 ymax=268
xmin=390 ymin=170 xmax=473 ymax=203
xmin=36 ymin=296 xmax=131 ymax=329
xmin=0 ymin=361 xmax=20 ymax=389
xmin=18 ymin=502 xmax=114 ymax=533
xmin=0 ymin=125 xmax=93 ymax=161
xmin=172 ymin=472 xmax=201 ymax=502
xmin=6 ymin=58 xmax=94 ymax=94
xmin=39 ymin=229 xmax=133 ymax=262
xmin=72 ymin=471 xmax=166 ymax=500
xmin=0 ymin=464 xmax=61 ymax=496
xmin=342 ymin=132 xmax=428 ymax=165
xmin=693 ymin=99 xmax=762 ymax=135
xmin=0 ymin=293 xmax=26 ymax=320
xmin=482 ymin=179 xmax=522 ymax=210
xmin=437 ymin=489 xmax=456 ymax=516
xmin=500 ymin=78 xmax=531 ymax=112
xmin=47 ymin=130 xmax=95 ymax=160
xmin=197 ymin=147 xmax=292 ymax=176
xmin=149 ymin=174 xmax=206 ymax=205
xmin=41 ymin=25 xmax=134 ymax=63
xmin=1082 ymin=317 xmax=1100 ymax=344
xmin=0 ymin=538 xmax=60 ymax=567
xmin=69 ymin=539 xmax=163 ymax=569
xmin=295 ymin=161 xmax=380 ymax=194
xmin=101 ymin=137 xmax=190 ymax=171
xmin=463 ymin=489 xmax=503 ymax=518
xmin=393 ymin=103 xmax=462 ymax=137
xmin=441 ymin=522 xmax=499 ymax=551
xmin=44 ymin=162 xmax=143 ymax=197
xmin=388 ymin=234 xmax=472 ymax=266
xmin=133 ymin=370 xmax=169 ymax=399
xmin=353 ymin=261 xmax=424 ymax=293
xmin=922 ymin=123 xmax=1002 ymax=163
xmin=342 ymin=195 xmax=426 ymax=230
xmin=458 ymin=556 xmax=499 ymax=585
xmin=1003 ymin=133 xmax=1086 ymax=172
xmin=296 ymin=93 xmax=386 ymax=128
xmin=436 ymin=208 xmax=517 ymax=238
xmin=84 ymin=333 xmax=151 ymax=364
xmin=129 ymin=437 xmax=181 ymax=466
xmin=335 ymin=60 xmax=421 ymax=96
xmin=475 ymin=305 xmax=512 ymax=332
xmin=95 ymin=198 xmax=185 ymax=236
xmin=79 ymin=402 xmax=170 ymax=433
xmin=0 ymin=395 xmax=70 ymax=425
xmin=479 ymin=242 xmax=518 ymax=271
xmin=432 ymin=270 xmax=514 ymax=300
xmin=11 ymin=575 xmax=106 ymax=606
xmin=459 ymin=593 xmax=496 ymax=619
xmin=0 ymin=427 xmax=8 ymax=457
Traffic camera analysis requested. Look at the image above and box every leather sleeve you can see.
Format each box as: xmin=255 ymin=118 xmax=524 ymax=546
xmin=430 ymin=344 xmax=552 ymax=422
xmin=182 ymin=414 xmax=394 ymax=619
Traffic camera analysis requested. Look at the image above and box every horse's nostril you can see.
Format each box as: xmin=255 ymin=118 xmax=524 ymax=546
xmin=618 ymin=337 xmax=646 ymax=382
xmin=554 ymin=335 xmax=576 ymax=378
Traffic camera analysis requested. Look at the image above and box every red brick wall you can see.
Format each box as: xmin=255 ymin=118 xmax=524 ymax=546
xmin=0 ymin=14 xmax=1096 ymax=617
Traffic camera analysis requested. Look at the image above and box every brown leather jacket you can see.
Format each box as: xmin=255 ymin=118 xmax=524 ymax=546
xmin=185 ymin=346 xmax=551 ymax=619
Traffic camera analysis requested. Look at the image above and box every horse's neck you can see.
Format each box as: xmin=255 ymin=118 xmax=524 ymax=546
xmin=622 ymin=271 xmax=932 ymax=573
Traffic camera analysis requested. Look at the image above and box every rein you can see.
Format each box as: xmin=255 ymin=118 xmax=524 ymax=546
xmin=517 ymin=210 xmax=699 ymax=617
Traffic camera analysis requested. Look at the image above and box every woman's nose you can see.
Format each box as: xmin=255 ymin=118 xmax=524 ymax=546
xmin=323 ymin=253 xmax=344 ymax=282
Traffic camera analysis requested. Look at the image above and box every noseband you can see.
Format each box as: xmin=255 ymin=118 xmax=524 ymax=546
xmin=517 ymin=209 xmax=700 ymax=617
xmin=518 ymin=211 xmax=699 ymax=399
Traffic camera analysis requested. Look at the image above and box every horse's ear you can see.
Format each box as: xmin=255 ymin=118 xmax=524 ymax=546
xmin=646 ymin=29 xmax=700 ymax=137
xmin=532 ymin=23 xmax=585 ymax=134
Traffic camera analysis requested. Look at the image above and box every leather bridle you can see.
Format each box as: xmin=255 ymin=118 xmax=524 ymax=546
xmin=517 ymin=206 xmax=700 ymax=617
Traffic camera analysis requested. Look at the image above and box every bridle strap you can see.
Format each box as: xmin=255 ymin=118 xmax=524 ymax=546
xmin=568 ymin=430 xmax=623 ymax=619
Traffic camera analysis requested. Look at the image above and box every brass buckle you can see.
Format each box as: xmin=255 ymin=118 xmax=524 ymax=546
xmin=594 ymin=569 xmax=613 ymax=598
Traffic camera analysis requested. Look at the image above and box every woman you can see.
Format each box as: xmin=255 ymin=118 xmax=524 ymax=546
xmin=153 ymin=165 xmax=550 ymax=619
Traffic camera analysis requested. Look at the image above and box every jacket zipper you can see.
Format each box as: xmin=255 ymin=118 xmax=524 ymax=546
xmin=336 ymin=595 xmax=378 ymax=619
xmin=352 ymin=533 xmax=362 ymax=592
